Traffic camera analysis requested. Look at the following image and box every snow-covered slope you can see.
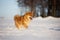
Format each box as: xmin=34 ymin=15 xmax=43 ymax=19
xmin=0 ymin=16 xmax=60 ymax=40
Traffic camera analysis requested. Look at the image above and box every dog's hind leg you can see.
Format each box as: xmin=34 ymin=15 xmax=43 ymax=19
xmin=15 ymin=22 xmax=21 ymax=29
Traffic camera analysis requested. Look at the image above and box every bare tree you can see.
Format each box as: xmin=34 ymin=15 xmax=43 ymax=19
xmin=17 ymin=0 xmax=48 ymax=17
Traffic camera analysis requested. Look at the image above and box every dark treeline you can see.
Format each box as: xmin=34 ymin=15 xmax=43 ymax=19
xmin=17 ymin=0 xmax=60 ymax=17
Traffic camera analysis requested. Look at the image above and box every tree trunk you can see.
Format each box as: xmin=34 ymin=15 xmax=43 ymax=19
xmin=52 ymin=0 xmax=56 ymax=17
xmin=40 ymin=0 xmax=46 ymax=17
xmin=48 ymin=0 xmax=52 ymax=16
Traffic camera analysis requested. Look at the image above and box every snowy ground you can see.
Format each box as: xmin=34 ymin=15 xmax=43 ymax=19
xmin=0 ymin=16 xmax=60 ymax=40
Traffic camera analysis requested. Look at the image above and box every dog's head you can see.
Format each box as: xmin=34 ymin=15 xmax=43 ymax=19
xmin=24 ymin=11 xmax=34 ymax=20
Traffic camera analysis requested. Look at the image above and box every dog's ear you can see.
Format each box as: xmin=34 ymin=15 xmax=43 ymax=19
xmin=31 ymin=11 xmax=34 ymax=17
xmin=31 ymin=11 xmax=34 ymax=14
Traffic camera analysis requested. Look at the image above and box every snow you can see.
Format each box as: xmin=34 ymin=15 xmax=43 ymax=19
xmin=0 ymin=16 xmax=60 ymax=40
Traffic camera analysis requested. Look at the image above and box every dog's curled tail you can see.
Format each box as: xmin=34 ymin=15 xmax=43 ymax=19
xmin=14 ymin=14 xmax=21 ymax=21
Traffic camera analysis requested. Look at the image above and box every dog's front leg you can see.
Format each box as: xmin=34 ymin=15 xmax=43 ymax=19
xmin=15 ymin=22 xmax=21 ymax=29
xmin=23 ymin=23 xmax=28 ymax=29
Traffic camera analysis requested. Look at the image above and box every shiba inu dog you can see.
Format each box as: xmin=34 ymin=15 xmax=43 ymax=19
xmin=14 ymin=11 xmax=34 ymax=29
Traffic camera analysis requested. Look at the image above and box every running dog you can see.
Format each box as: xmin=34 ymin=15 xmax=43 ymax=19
xmin=14 ymin=11 xmax=34 ymax=29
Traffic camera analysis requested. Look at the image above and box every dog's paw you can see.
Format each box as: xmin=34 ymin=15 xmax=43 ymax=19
xmin=24 ymin=26 xmax=28 ymax=29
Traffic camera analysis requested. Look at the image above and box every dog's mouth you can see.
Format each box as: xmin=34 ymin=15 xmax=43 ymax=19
xmin=29 ymin=17 xmax=32 ymax=20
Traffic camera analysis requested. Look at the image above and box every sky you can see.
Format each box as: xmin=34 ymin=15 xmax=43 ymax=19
xmin=0 ymin=0 xmax=19 ymax=18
